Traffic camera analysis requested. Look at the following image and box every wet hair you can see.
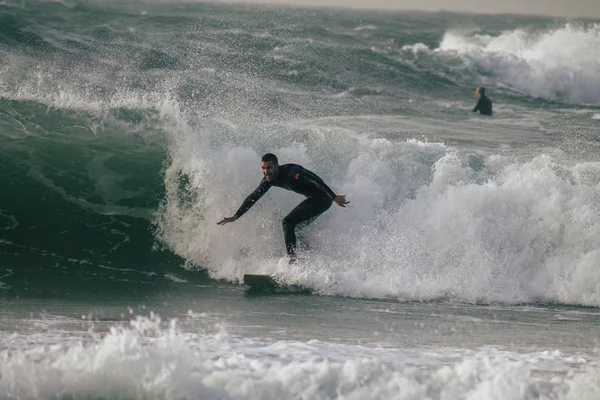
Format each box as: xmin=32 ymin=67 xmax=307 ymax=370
xmin=261 ymin=153 xmax=278 ymax=164
xmin=477 ymin=87 xmax=486 ymax=95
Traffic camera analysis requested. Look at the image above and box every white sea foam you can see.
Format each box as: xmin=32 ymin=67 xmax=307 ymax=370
xmin=0 ymin=315 xmax=597 ymax=400
xmin=155 ymin=112 xmax=600 ymax=305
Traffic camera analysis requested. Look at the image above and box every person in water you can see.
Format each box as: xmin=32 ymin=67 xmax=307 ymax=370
xmin=217 ymin=153 xmax=349 ymax=260
xmin=473 ymin=86 xmax=493 ymax=116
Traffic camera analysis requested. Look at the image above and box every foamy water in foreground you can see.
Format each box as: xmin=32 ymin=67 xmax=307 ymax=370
xmin=1 ymin=310 xmax=599 ymax=400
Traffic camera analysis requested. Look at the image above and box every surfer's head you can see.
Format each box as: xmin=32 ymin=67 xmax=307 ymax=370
xmin=476 ymin=86 xmax=485 ymax=97
xmin=261 ymin=153 xmax=279 ymax=182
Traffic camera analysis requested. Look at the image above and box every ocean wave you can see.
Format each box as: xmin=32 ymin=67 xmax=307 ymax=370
xmin=434 ymin=23 xmax=600 ymax=104
xmin=2 ymin=1 xmax=600 ymax=304
xmin=155 ymin=109 xmax=600 ymax=305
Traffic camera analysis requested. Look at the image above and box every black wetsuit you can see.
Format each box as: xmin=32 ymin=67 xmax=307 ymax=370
xmin=473 ymin=95 xmax=493 ymax=116
xmin=234 ymin=164 xmax=336 ymax=256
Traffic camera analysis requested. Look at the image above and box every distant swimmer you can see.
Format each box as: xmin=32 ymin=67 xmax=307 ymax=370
xmin=473 ymin=86 xmax=493 ymax=116
xmin=217 ymin=153 xmax=349 ymax=261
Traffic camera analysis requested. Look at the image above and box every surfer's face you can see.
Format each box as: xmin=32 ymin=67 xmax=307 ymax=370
xmin=261 ymin=161 xmax=278 ymax=181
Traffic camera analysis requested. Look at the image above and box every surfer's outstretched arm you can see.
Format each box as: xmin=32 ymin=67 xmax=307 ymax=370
xmin=217 ymin=180 xmax=271 ymax=225
xmin=216 ymin=216 xmax=237 ymax=225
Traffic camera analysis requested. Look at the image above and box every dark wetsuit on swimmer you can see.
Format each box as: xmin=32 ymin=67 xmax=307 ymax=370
xmin=473 ymin=95 xmax=493 ymax=116
xmin=234 ymin=164 xmax=335 ymax=257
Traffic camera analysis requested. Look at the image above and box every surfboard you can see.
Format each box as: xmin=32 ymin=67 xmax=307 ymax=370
xmin=243 ymin=274 xmax=278 ymax=290
xmin=242 ymin=274 xmax=311 ymax=293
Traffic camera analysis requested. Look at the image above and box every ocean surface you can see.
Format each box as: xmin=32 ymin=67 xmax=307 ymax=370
xmin=2 ymin=1 xmax=600 ymax=398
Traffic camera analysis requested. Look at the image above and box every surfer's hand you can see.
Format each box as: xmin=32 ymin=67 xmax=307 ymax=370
xmin=217 ymin=216 xmax=237 ymax=225
xmin=333 ymin=195 xmax=349 ymax=208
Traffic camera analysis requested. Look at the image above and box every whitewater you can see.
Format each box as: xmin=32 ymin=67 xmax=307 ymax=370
xmin=2 ymin=1 xmax=600 ymax=398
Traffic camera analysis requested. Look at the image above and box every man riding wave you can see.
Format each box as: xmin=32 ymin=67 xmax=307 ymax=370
xmin=217 ymin=153 xmax=349 ymax=261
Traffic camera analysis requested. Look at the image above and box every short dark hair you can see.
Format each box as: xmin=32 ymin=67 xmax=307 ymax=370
xmin=478 ymin=86 xmax=486 ymax=95
xmin=261 ymin=153 xmax=278 ymax=164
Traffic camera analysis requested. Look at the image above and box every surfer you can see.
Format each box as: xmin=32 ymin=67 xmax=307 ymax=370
xmin=217 ymin=153 xmax=349 ymax=261
xmin=473 ymin=86 xmax=493 ymax=116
